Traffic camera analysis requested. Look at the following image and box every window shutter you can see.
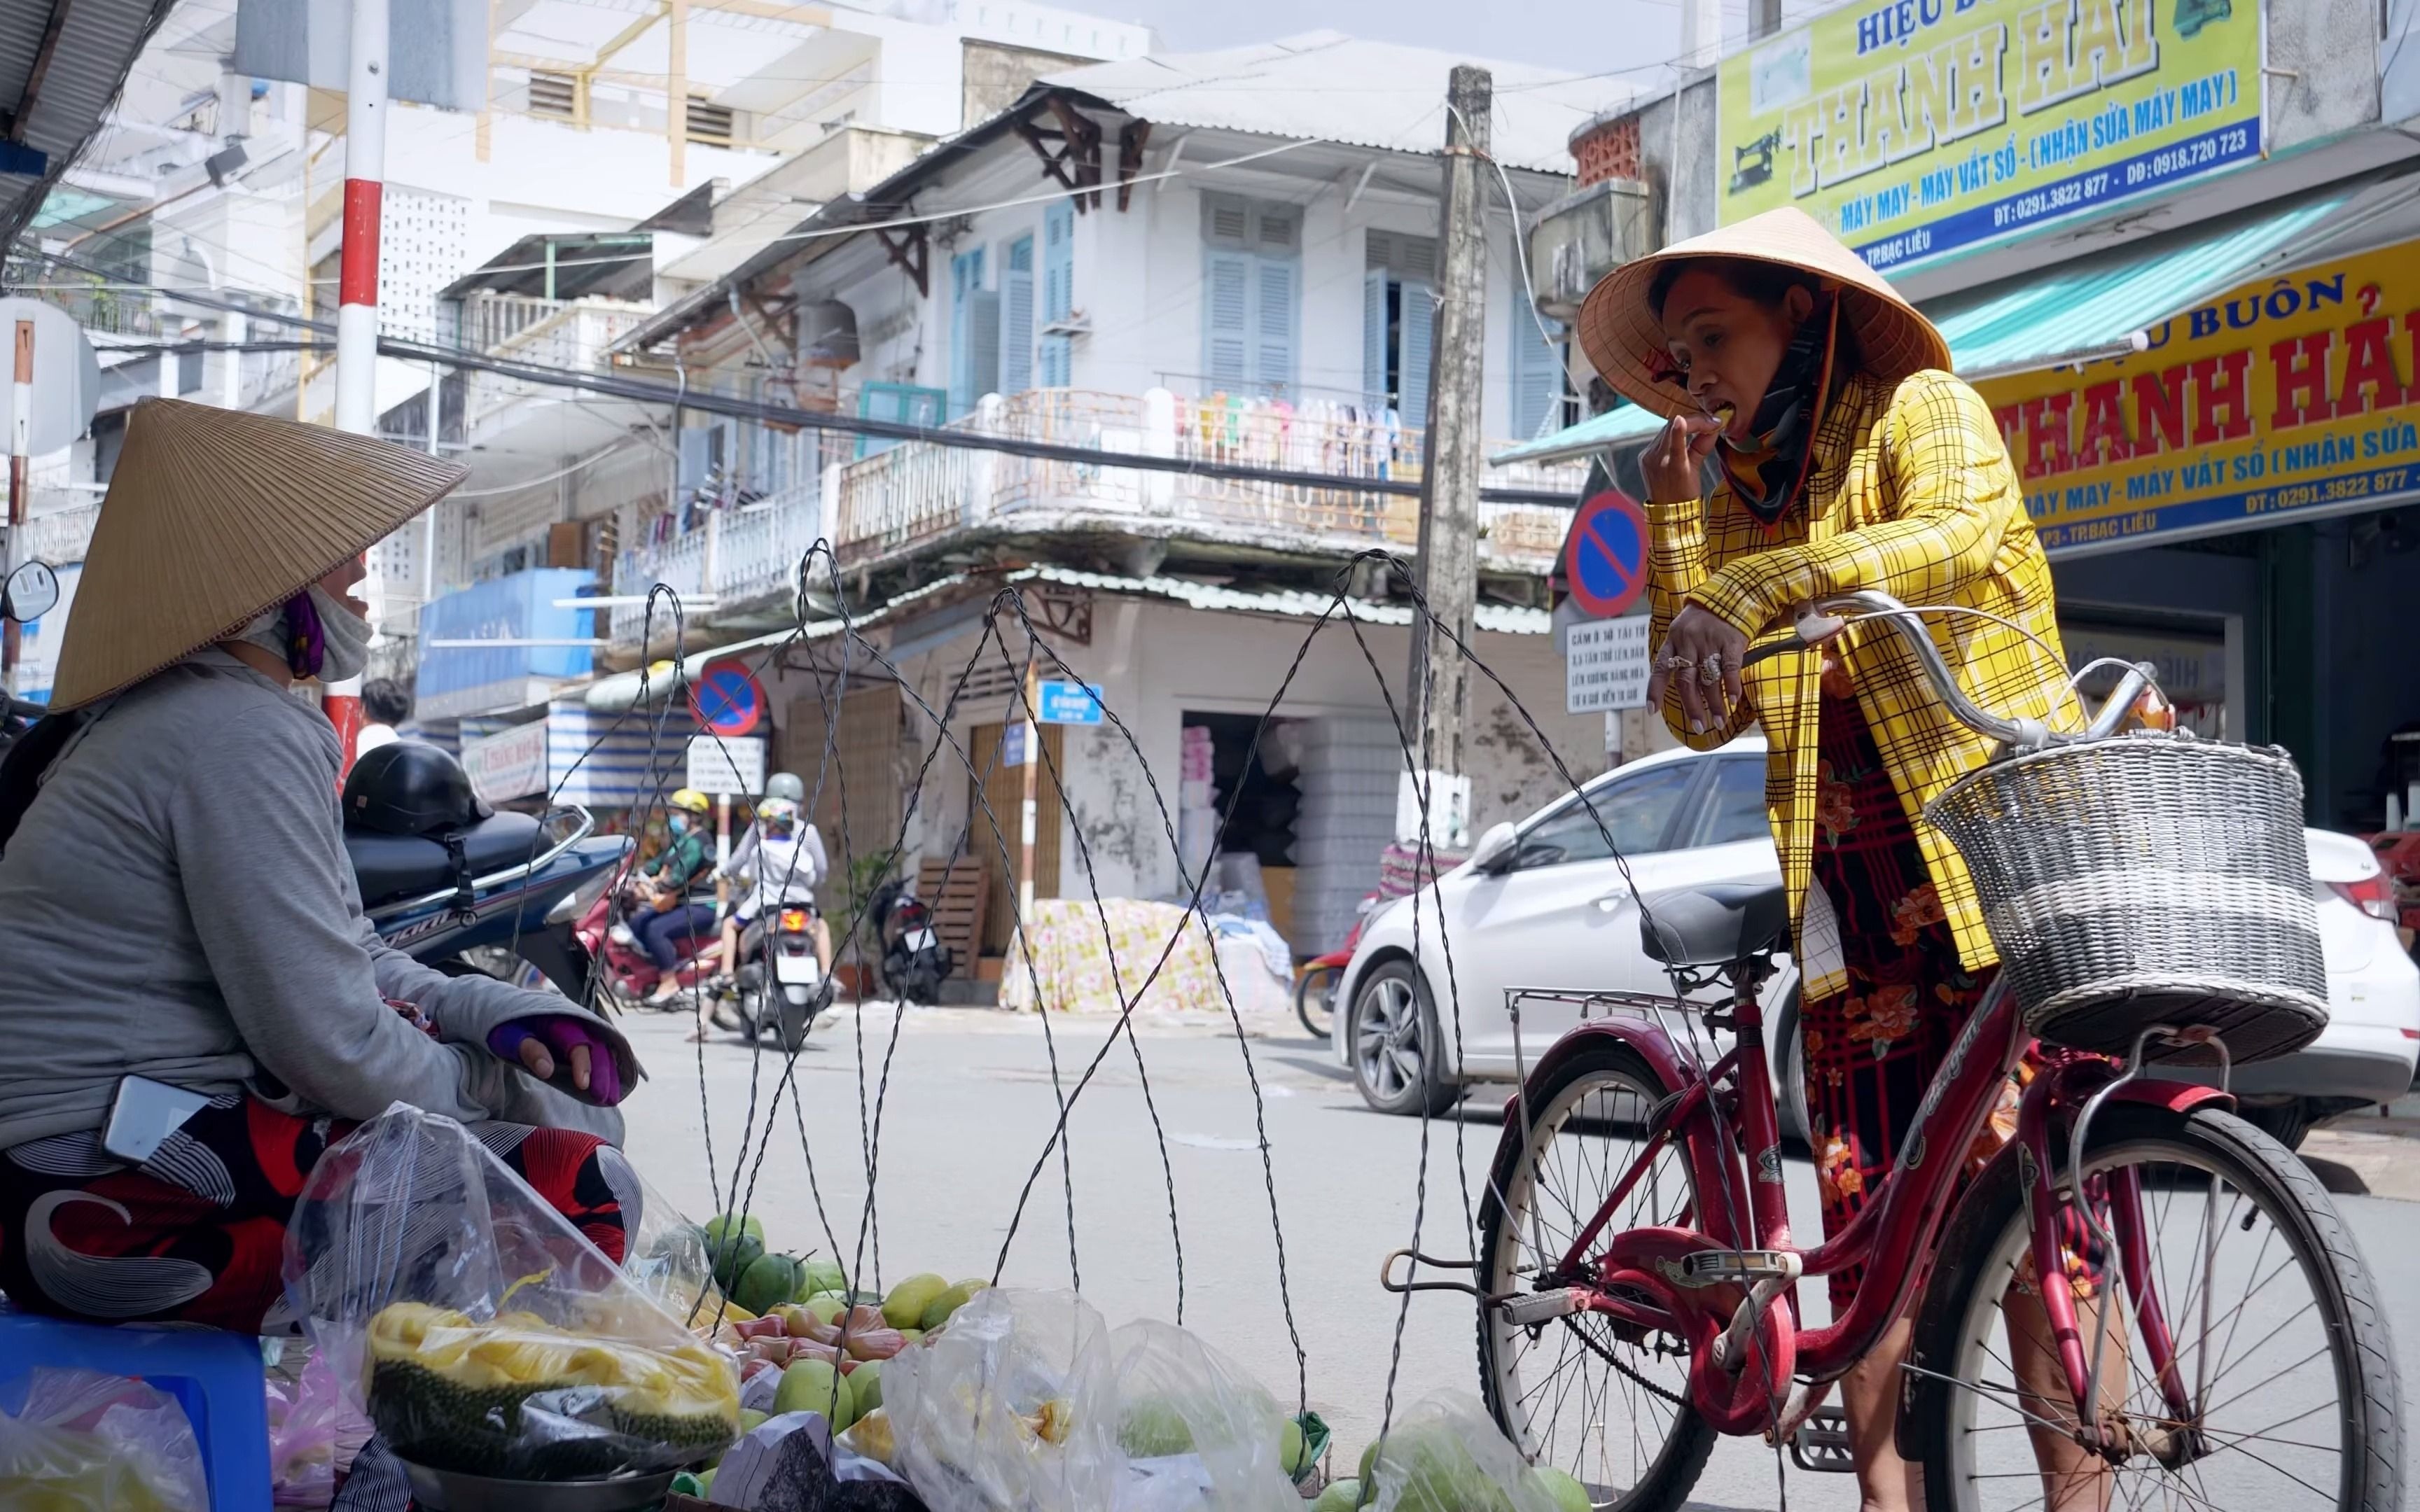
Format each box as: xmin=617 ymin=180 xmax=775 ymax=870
xmin=1512 ymin=286 xmax=1567 ymax=440
xmin=1042 ymin=202 xmax=1074 ymax=386
xmin=1003 ymin=235 xmax=1036 ymax=395
xmin=950 ymin=248 xmax=986 ymax=415
xmin=1398 ymin=279 xmax=1435 ymax=430
xmin=1363 ymin=266 xmax=1389 ymax=410
xmin=969 ymin=289 xmax=1003 ymax=403
xmin=1202 ymin=192 xmax=1250 ymax=248
xmin=1204 ymin=251 xmax=1251 ymax=391
xmin=1255 ymin=257 xmax=1295 ymax=394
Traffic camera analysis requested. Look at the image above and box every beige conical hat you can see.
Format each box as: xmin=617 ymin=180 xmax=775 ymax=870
xmin=49 ymin=398 xmax=468 ymax=710
xmin=1576 ymin=206 xmax=1952 ymax=419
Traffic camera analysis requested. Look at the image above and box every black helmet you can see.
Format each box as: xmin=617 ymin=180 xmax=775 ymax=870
xmin=345 ymin=741 xmax=493 ymax=835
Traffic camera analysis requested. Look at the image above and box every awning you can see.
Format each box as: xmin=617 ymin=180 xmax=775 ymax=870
xmin=1491 ymin=187 xmax=2366 ymax=470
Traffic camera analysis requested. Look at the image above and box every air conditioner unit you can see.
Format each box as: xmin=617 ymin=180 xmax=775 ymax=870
xmin=1525 ymin=178 xmax=1657 ymax=323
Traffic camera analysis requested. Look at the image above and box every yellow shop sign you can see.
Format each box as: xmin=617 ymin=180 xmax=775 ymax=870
xmin=1976 ymin=242 xmax=2420 ymax=553
xmin=1718 ymin=0 xmax=2260 ymax=271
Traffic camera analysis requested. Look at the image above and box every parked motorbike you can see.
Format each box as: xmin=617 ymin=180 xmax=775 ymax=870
xmin=1293 ymin=899 xmax=1375 ymax=1039
xmin=866 ymin=877 xmax=952 ymax=1004
xmin=352 ymin=802 xmax=629 ymax=1001
xmin=573 ymin=878 xmax=725 ymax=1011
xmin=730 ymin=903 xmax=830 ymax=1051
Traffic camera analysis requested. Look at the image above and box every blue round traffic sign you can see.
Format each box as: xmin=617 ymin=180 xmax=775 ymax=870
xmin=690 ymin=662 xmax=765 ymax=737
xmin=1564 ymin=489 xmax=1649 ymax=618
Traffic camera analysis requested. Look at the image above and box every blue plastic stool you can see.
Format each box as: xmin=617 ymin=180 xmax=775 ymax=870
xmin=0 ymin=1303 xmax=273 ymax=1509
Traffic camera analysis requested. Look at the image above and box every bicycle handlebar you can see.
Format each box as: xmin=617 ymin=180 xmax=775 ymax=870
xmin=1737 ymin=589 xmax=2160 ymax=748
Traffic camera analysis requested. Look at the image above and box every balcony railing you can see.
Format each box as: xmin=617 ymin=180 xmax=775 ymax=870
xmin=608 ymin=428 xmax=854 ymax=649
xmin=830 ymin=389 xmax=1586 ymax=566
xmin=606 ymin=390 xmax=1586 ymax=650
xmin=455 ymin=296 xmax=652 ymax=430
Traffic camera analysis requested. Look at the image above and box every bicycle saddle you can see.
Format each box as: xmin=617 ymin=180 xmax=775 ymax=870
xmin=1639 ymin=882 xmax=1790 ymax=969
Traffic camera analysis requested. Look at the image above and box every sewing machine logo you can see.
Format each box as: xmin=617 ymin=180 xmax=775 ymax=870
xmin=1730 ymin=130 xmax=1782 ymax=196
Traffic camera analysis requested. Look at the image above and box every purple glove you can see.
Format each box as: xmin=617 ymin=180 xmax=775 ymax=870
xmin=489 ymin=1017 xmax=625 ymax=1106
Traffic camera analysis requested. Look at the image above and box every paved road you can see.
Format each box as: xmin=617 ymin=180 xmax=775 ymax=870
xmin=616 ymin=1005 xmax=2420 ymax=1510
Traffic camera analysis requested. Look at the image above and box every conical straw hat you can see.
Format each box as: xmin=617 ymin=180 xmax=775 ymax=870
xmin=50 ymin=398 xmax=467 ymax=710
xmin=1576 ymin=206 xmax=1952 ymax=419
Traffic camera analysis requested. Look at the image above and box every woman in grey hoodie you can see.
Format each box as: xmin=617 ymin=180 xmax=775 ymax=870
xmin=0 ymin=400 xmax=644 ymax=1331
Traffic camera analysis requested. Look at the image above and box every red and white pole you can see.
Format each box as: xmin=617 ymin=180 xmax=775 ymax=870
xmin=3 ymin=320 xmax=30 ymax=691
xmin=326 ymin=0 xmax=390 ymax=769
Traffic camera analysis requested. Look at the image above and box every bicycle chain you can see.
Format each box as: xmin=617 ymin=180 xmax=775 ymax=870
xmin=1555 ymin=1312 xmax=1693 ymax=1410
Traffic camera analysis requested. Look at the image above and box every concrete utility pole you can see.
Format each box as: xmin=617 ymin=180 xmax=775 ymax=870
xmin=1407 ymin=65 xmax=1489 ymax=785
xmin=1681 ymin=0 xmax=1723 ymax=66
xmin=328 ymin=0 xmax=392 ymax=770
xmin=1750 ymin=0 xmax=1783 ymax=39
xmin=3 ymin=320 xmax=30 ymax=687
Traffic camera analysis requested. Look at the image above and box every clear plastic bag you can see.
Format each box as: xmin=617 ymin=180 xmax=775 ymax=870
xmin=268 ymin=1352 xmax=375 ymax=1506
xmin=1363 ymin=1394 xmax=1558 ymax=1512
xmin=281 ymin=1103 xmax=741 ymax=1481
xmin=1105 ymin=1320 xmax=1296 ymax=1512
xmin=0 ymin=1368 xmax=208 ymax=1511
xmin=877 ymin=1289 xmax=1121 ymax=1512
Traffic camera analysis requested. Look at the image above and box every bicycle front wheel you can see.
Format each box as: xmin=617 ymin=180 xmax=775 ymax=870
xmin=1910 ymin=1102 xmax=2404 ymax=1511
xmin=1477 ymin=1039 xmax=1714 ymax=1512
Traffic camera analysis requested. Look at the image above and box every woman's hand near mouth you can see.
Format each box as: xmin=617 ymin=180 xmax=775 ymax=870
xmin=1643 ymin=410 xmax=1723 ymax=505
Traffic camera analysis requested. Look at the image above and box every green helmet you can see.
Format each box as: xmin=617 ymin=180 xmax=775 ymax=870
xmin=763 ymin=771 xmax=807 ymax=804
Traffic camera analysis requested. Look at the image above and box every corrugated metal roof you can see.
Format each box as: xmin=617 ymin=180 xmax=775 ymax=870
xmin=1041 ymin=31 xmax=1627 ymax=174
xmin=584 ymin=563 xmax=1550 ymax=710
xmin=0 ymin=0 xmax=179 ymax=246
xmin=1491 ymin=185 xmax=2370 ymax=469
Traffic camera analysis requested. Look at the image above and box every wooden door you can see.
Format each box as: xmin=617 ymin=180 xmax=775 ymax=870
xmin=784 ymin=685 xmax=903 ymax=882
xmin=968 ymin=721 xmax=1063 ymax=955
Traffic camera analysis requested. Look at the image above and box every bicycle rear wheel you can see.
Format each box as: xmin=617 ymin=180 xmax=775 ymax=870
xmin=1910 ymin=1102 xmax=2403 ymax=1511
xmin=1477 ymin=1039 xmax=1714 ymax=1512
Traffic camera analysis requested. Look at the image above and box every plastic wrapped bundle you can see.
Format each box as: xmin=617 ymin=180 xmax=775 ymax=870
xmin=282 ymin=1104 xmax=742 ymax=1481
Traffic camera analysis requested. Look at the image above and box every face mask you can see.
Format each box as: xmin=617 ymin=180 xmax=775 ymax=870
xmin=669 ymin=814 xmax=692 ymax=834
xmin=308 ymin=585 xmax=373 ymax=685
xmin=232 ymin=584 xmax=373 ymax=684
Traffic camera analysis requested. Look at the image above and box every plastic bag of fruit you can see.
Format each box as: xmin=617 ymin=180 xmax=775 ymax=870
xmin=1360 ymin=1394 xmax=1561 ymax=1512
xmin=281 ymin=1103 xmax=741 ymax=1482
xmin=877 ymin=1288 xmax=1122 ymax=1512
xmin=0 ymin=1368 xmax=207 ymax=1511
xmin=1104 ymin=1320 xmax=1299 ymax=1511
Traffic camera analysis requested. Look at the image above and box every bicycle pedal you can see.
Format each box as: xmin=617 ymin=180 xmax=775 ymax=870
xmin=1676 ymin=1249 xmax=1796 ymax=1286
xmin=1495 ymin=1288 xmax=1584 ymax=1326
xmin=1790 ymin=1406 xmax=1855 ymax=1473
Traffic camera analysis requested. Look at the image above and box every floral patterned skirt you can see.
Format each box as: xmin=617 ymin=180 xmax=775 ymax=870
xmin=1802 ymin=690 xmax=1997 ymax=1310
xmin=1802 ymin=690 xmax=2103 ymax=1311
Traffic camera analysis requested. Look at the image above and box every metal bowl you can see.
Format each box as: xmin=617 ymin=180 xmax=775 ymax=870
xmin=398 ymin=1460 xmax=681 ymax=1512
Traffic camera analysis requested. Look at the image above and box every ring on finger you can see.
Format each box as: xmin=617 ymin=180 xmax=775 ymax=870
xmin=1695 ymin=653 xmax=1724 ymax=685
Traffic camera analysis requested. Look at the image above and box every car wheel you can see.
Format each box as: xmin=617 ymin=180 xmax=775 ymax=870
xmin=1350 ymin=960 xmax=1459 ymax=1117
xmin=2238 ymin=1098 xmax=2314 ymax=1151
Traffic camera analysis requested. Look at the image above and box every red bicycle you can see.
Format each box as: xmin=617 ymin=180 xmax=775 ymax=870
xmin=1468 ymin=592 xmax=2402 ymax=1511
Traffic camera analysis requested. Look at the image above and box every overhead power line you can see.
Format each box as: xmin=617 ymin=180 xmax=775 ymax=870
xmin=35 ymin=251 xmax=1580 ymax=507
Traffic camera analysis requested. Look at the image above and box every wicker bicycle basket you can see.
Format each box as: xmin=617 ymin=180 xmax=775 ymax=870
xmin=1922 ymin=733 xmax=2328 ymax=1065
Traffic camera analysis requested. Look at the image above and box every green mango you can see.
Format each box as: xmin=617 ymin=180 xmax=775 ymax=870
xmin=1117 ymin=1398 xmax=1195 ymax=1458
xmin=881 ymin=1273 xmax=949 ymax=1331
xmin=1532 ymin=1465 xmax=1591 ymax=1512
xmin=734 ymin=1252 xmax=805 ymax=1317
xmin=1279 ymin=1417 xmax=1310 ymax=1478
xmin=918 ymin=1282 xmax=977 ymax=1331
xmin=799 ymin=1257 xmax=848 ymax=1296
xmin=849 ymin=1357 xmax=884 ymax=1413
xmin=1312 ymin=1479 xmax=1361 ymax=1512
xmin=774 ymin=1357 xmax=856 ymax=1432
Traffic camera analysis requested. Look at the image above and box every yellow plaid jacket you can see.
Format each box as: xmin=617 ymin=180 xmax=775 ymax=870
xmin=1645 ymin=368 xmax=2069 ymax=976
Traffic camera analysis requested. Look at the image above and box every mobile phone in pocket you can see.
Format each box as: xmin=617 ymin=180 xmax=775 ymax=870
xmin=102 ymin=1075 xmax=213 ymax=1164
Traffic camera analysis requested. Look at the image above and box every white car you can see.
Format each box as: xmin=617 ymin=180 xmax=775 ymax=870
xmin=1332 ymin=736 xmax=2420 ymax=1147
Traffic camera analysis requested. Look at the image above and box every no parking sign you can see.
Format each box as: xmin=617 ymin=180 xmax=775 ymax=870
xmin=690 ymin=661 xmax=765 ymax=737
xmin=1562 ymin=489 xmax=1650 ymax=619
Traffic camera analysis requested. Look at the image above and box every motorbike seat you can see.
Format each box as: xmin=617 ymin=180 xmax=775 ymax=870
xmin=1638 ymin=882 xmax=1790 ymax=969
xmin=347 ymin=811 xmax=547 ymax=908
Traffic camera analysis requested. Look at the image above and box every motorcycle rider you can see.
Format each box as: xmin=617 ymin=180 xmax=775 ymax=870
xmin=631 ymin=787 xmax=719 ymax=1006
xmin=711 ymin=788 xmax=832 ymax=1025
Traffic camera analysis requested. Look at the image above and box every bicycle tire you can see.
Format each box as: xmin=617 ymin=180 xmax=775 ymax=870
xmin=1909 ymin=1102 xmax=2403 ymax=1511
xmin=1477 ymin=1037 xmax=1715 ymax=1512
xmin=1295 ymin=965 xmax=1340 ymax=1039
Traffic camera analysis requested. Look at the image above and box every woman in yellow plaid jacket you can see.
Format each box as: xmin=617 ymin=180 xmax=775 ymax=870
xmin=1576 ymin=207 xmax=2089 ymax=1511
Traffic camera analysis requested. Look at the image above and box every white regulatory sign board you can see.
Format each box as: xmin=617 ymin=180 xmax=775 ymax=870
xmin=461 ymin=718 xmax=550 ymax=804
xmin=1565 ymin=616 xmax=1652 ymax=714
xmin=686 ymin=734 xmax=766 ymax=796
